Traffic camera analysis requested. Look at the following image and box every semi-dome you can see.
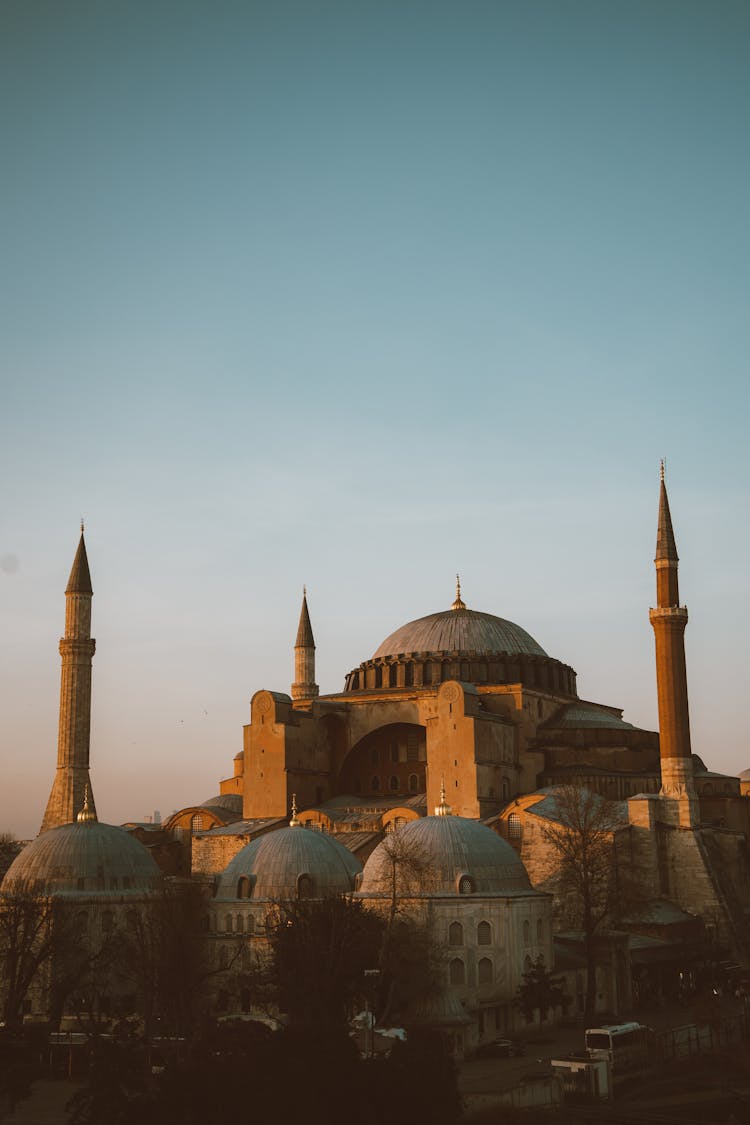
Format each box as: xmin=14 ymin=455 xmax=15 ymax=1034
xmin=2 ymin=821 xmax=162 ymax=898
xmin=215 ymin=824 xmax=362 ymax=901
xmin=373 ymin=607 xmax=547 ymax=660
xmin=360 ymin=814 xmax=531 ymax=896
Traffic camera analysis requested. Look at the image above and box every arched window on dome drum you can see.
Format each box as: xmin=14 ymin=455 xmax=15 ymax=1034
xmin=225 ymin=914 xmax=233 ymax=933
xmin=237 ymin=876 xmax=251 ymax=900
xmin=458 ymin=875 xmax=475 ymax=895
xmin=389 ymin=775 xmax=399 ymax=792
xmin=449 ymin=958 xmax=465 ymax=986
xmin=449 ymin=921 xmax=464 ymax=947
xmin=371 ymin=776 xmax=380 ymax=792
xmin=478 ymin=957 xmax=493 ymax=985
xmin=191 ymin=813 xmax=205 ymax=834
xmin=409 ymin=773 xmax=419 ymax=792
xmin=508 ymin=813 xmax=522 ymax=840
xmin=477 ymin=921 xmax=492 ymax=946
xmin=389 ymin=664 xmax=398 ymax=687
xmin=297 ymin=873 xmax=314 ymax=898
xmin=405 ymin=663 xmax=413 ymax=686
xmin=523 ymin=920 xmax=530 ymax=945
xmin=375 ymin=666 xmax=383 ymax=688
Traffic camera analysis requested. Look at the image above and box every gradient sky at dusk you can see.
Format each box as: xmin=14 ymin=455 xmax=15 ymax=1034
xmin=1 ymin=1 xmax=748 ymax=838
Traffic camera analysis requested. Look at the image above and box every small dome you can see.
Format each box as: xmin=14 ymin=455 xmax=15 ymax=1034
xmin=360 ymin=815 xmax=531 ymax=896
xmin=373 ymin=608 xmax=546 ymax=660
xmin=198 ymin=794 xmax=243 ymax=815
xmin=215 ymin=825 xmax=362 ymax=901
xmin=2 ymin=821 xmax=162 ymax=898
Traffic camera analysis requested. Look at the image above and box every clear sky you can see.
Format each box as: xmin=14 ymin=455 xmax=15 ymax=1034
xmin=1 ymin=1 xmax=748 ymax=839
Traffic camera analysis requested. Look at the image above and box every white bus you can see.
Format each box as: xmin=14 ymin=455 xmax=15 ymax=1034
xmin=585 ymin=1022 xmax=652 ymax=1075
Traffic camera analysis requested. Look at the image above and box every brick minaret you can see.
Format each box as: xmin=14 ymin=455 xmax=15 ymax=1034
xmin=40 ymin=527 xmax=97 ymax=832
xmin=291 ymin=587 xmax=318 ymax=701
xmin=649 ymin=465 xmax=697 ymax=824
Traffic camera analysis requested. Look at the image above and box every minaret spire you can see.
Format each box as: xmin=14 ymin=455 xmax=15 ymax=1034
xmin=40 ymin=529 xmax=97 ymax=833
xmin=648 ymin=467 xmax=696 ymax=822
xmin=292 ymin=587 xmax=319 ymax=701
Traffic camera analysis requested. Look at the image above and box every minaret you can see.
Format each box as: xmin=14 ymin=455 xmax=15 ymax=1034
xmin=40 ymin=526 xmax=98 ymax=833
xmin=648 ymin=464 xmax=697 ymax=823
xmin=291 ymin=587 xmax=319 ymax=701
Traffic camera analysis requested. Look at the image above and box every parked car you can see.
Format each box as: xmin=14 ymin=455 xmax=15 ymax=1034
xmin=475 ymin=1038 xmax=525 ymax=1059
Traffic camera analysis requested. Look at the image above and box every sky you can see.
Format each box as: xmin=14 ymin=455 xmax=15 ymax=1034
xmin=1 ymin=0 xmax=748 ymax=839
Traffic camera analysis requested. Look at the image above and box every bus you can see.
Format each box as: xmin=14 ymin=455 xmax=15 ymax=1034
xmin=585 ymin=1022 xmax=652 ymax=1075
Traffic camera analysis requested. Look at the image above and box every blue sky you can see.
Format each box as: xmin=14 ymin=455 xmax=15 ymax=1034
xmin=1 ymin=1 xmax=748 ymax=837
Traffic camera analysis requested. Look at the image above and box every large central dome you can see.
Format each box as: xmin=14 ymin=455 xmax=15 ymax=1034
xmin=373 ymin=607 xmax=547 ymax=660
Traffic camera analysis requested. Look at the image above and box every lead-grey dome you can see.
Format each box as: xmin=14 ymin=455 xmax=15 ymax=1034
xmin=373 ymin=608 xmax=546 ymax=660
xmin=215 ymin=825 xmax=362 ymax=901
xmin=2 ymin=821 xmax=162 ymax=898
xmin=360 ymin=815 xmax=531 ymax=896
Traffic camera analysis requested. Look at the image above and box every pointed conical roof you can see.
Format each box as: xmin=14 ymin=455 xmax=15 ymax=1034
xmin=66 ymin=532 xmax=93 ymax=595
xmin=295 ymin=589 xmax=315 ymax=648
xmin=656 ymin=476 xmax=678 ymax=563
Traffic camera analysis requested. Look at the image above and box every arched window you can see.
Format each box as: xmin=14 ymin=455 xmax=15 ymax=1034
xmin=297 ymin=873 xmax=314 ymax=898
xmin=389 ymin=664 xmax=398 ymax=687
xmin=523 ymin=920 xmax=530 ymax=945
xmin=246 ymin=915 xmax=255 ymax=935
xmin=225 ymin=914 xmax=233 ymax=933
xmin=101 ymin=911 xmax=114 ymax=935
xmin=449 ymin=921 xmax=464 ymax=947
xmin=478 ymin=957 xmax=493 ymax=984
xmin=191 ymin=813 xmax=205 ymax=834
xmin=704 ymin=782 xmax=714 ymax=795
xmin=449 ymin=958 xmax=465 ymax=986
xmin=237 ymin=876 xmax=251 ymax=900
xmin=236 ymin=914 xmax=244 ymax=933
xmin=477 ymin=921 xmax=492 ymax=945
xmin=389 ymin=775 xmax=399 ymax=791
xmin=371 ymin=776 xmax=380 ymax=791
xmin=508 ymin=813 xmax=521 ymax=840
xmin=375 ymin=666 xmax=383 ymax=688
xmin=536 ymin=919 xmax=543 ymax=942
xmin=458 ymin=875 xmax=475 ymax=895
xmin=409 ymin=773 xmax=419 ymax=792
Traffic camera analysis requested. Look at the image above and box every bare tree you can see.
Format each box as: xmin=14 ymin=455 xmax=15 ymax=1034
xmin=0 ymin=835 xmax=22 ymax=883
xmin=0 ymin=882 xmax=79 ymax=1030
xmin=537 ymin=784 xmax=628 ymax=1021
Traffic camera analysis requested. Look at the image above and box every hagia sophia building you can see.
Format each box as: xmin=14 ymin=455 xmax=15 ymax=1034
xmin=4 ymin=468 xmax=750 ymax=1051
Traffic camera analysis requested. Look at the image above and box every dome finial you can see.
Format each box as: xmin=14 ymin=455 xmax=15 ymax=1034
xmin=451 ymin=574 xmax=466 ymax=611
xmin=289 ymin=793 xmax=300 ymax=827
xmin=77 ymin=783 xmax=97 ymax=824
xmin=435 ymin=775 xmax=452 ymax=816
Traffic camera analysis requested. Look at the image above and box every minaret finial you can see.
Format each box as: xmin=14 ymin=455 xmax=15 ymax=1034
xmin=289 ymin=793 xmax=300 ymax=827
xmin=303 ymin=584 xmax=307 ymax=598
xmin=451 ymin=574 xmax=466 ymax=611
xmin=660 ymin=458 xmax=665 ymax=482
xmin=80 ymin=518 xmax=85 ymax=534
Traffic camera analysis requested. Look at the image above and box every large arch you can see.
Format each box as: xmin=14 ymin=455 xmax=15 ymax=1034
xmin=336 ymin=722 xmax=426 ymax=798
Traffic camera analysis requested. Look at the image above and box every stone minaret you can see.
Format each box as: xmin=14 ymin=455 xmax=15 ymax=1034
xmin=291 ymin=587 xmax=318 ymax=701
xmin=40 ymin=527 xmax=98 ymax=833
xmin=649 ymin=465 xmax=697 ymax=824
